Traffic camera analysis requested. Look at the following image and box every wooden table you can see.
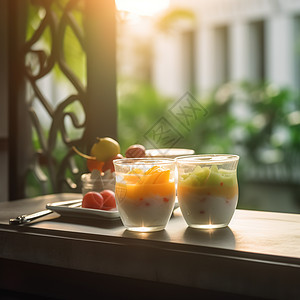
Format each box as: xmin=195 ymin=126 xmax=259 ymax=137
xmin=0 ymin=193 xmax=299 ymax=299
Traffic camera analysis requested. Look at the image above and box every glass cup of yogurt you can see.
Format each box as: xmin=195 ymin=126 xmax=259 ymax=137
xmin=113 ymin=158 xmax=176 ymax=232
xmin=176 ymin=154 xmax=239 ymax=229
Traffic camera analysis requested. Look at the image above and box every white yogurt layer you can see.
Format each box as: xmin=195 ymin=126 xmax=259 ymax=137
xmin=117 ymin=194 xmax=175 ymax=229
xmin=178 ymin=194 xmax=238 ymax=227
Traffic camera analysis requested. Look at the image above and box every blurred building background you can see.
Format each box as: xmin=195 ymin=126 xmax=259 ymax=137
xmin=117 ymin=0 xmax=300 ymax=96
xmin=116 ymin=0 xmax=300 ymax=214
xmin=153 ymin=0 xmax=300 ymax=97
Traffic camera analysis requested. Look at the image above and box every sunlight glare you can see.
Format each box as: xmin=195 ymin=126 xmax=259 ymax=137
xmin=115 ymin=0 xmax=170 ymax=16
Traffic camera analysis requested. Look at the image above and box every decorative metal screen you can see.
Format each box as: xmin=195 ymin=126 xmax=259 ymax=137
xmin=24 ymin=0 xmax=86 ymax=196
xmin=11 ymin=0 xmax=117 ymax=199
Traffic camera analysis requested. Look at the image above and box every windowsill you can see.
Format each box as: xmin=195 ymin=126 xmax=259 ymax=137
xmin=0 ymin=193 xmax=299 ymax=299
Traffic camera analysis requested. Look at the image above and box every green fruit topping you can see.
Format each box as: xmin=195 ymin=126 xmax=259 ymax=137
xmin=192 ymin=166 xmax=210 ymax=183
xmin=180 ymin=165 xmax=236 ymax=186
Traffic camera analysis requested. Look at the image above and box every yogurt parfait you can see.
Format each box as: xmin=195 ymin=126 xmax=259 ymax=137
xmin=176 ymin=155 xmax=239 ymax=229
xmin=114 ymin=158 xmax=176 ymax=232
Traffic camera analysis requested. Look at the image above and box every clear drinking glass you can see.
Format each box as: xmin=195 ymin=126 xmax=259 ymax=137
xmin=176 ymin=154 xmax=239 ymax=229
xmin=81 ymin=172 xmax=115 ymax=196
xmin=113 ymin=158 xmax=176 ymax=232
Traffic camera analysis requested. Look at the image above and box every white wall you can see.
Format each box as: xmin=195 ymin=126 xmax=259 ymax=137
xmin=229 ymin=22 xmax=251 ymax=81
xmin=265 ymin=14 xmax=295 ymax=89
xmin=153 ymin=0 xmax=300 ymax=96
xmin=153 ymin=31 xmax=191 ymax=98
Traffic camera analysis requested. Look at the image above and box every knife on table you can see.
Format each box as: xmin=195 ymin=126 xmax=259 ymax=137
xmin=9 ymin=199 xmax=82 ymax=225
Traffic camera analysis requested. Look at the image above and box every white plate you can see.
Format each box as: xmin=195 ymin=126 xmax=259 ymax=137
xmin=46 ymin=200 xmax=120 ymax=220
xmin=46 ymin=198 xmax=179 ymax=221
xmin=146 ymin=148 xmax=195 ymax=158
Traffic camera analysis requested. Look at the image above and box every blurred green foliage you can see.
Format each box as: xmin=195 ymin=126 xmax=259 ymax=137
xmin=118 ymin=79 xmax=300 ymax=186
xmin=117 ymin=78 xmax=174 ymax=152
xmin=184 ymin=81 xmax=300 ymax=156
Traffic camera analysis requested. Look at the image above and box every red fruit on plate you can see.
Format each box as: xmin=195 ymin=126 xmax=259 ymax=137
xmin=102 ymin=153 xmax=123 ymax=173
xmin=101 ymin=190 xmax=116 ymax=210
xmin=125 ymin=144 xmax=146 ymax=158
xmin=87 ymin=158 xmax=104 ymax=172
xmin=82 ymin=192 xmax=104 ymax=209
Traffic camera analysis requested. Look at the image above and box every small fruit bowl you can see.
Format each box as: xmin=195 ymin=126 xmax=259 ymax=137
xmin=81 ymin=170 xmax=115 ymax=196
xmin=176 ymin=154 xmax=239 ymax=229
xmin=113 ymin=158 xmax=176 ymax=232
